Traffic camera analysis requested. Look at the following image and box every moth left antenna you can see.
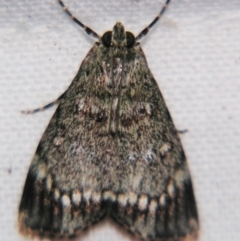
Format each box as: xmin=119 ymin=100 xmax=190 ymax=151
xmin=136 ymin=0 xmax=171 ymax=41
xmin=58 ymin=0 xmax=100 ymax=40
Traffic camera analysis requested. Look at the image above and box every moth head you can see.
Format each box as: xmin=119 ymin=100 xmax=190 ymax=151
xmin=101 ymin=22 xmax=135 ymax=48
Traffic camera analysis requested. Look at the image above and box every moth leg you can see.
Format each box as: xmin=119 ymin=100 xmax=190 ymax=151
xmin=57 ymin=0 xmax=100 ymax=40
xmin=136 ymin=0 xmax=171 ymax=41
xmin=178 ymin=129 xmax=188 ymax=134
xmin=21 ymin=92 xmax=65 ymax=114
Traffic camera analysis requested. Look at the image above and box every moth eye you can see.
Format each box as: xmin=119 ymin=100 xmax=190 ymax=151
xmin=102 ymin=31 xmax=112 ymax=47
xmin=126 ymin=32 xmax=135 ymax=48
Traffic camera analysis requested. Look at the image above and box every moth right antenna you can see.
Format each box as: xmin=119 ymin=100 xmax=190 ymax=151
xmin=58 ymin=0 xmax=100 ymax=40
xmin=136 ymin=0 xmax=171 ymax=41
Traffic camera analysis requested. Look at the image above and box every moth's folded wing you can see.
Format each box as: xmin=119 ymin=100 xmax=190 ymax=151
xmin=18 ymin=44 xmax=112 ymax=237
xmin=110 ymin=48 xmax=199 ymax=240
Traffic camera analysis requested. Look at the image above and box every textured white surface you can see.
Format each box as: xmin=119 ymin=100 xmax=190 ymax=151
xmin=0 ymin=0 xmax=240 ymax=241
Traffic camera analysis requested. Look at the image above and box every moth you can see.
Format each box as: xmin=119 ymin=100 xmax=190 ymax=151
xmin=19 ymin=0 xmax=199 ymax=240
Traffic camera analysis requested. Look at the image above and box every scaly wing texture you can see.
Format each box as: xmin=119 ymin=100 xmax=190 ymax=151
xmin=19 ymin=40 xmax=198 ymax=240
xmin=110 ymin=45 xmax=199 ymax=240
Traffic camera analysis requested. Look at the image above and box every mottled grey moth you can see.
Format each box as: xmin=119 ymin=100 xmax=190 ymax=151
xmin=19 ymin=0 xmax=199 ymax=240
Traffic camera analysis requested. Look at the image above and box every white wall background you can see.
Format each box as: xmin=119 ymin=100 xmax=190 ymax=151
xmin=0 ymin=0 xmax=240 ymax=241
